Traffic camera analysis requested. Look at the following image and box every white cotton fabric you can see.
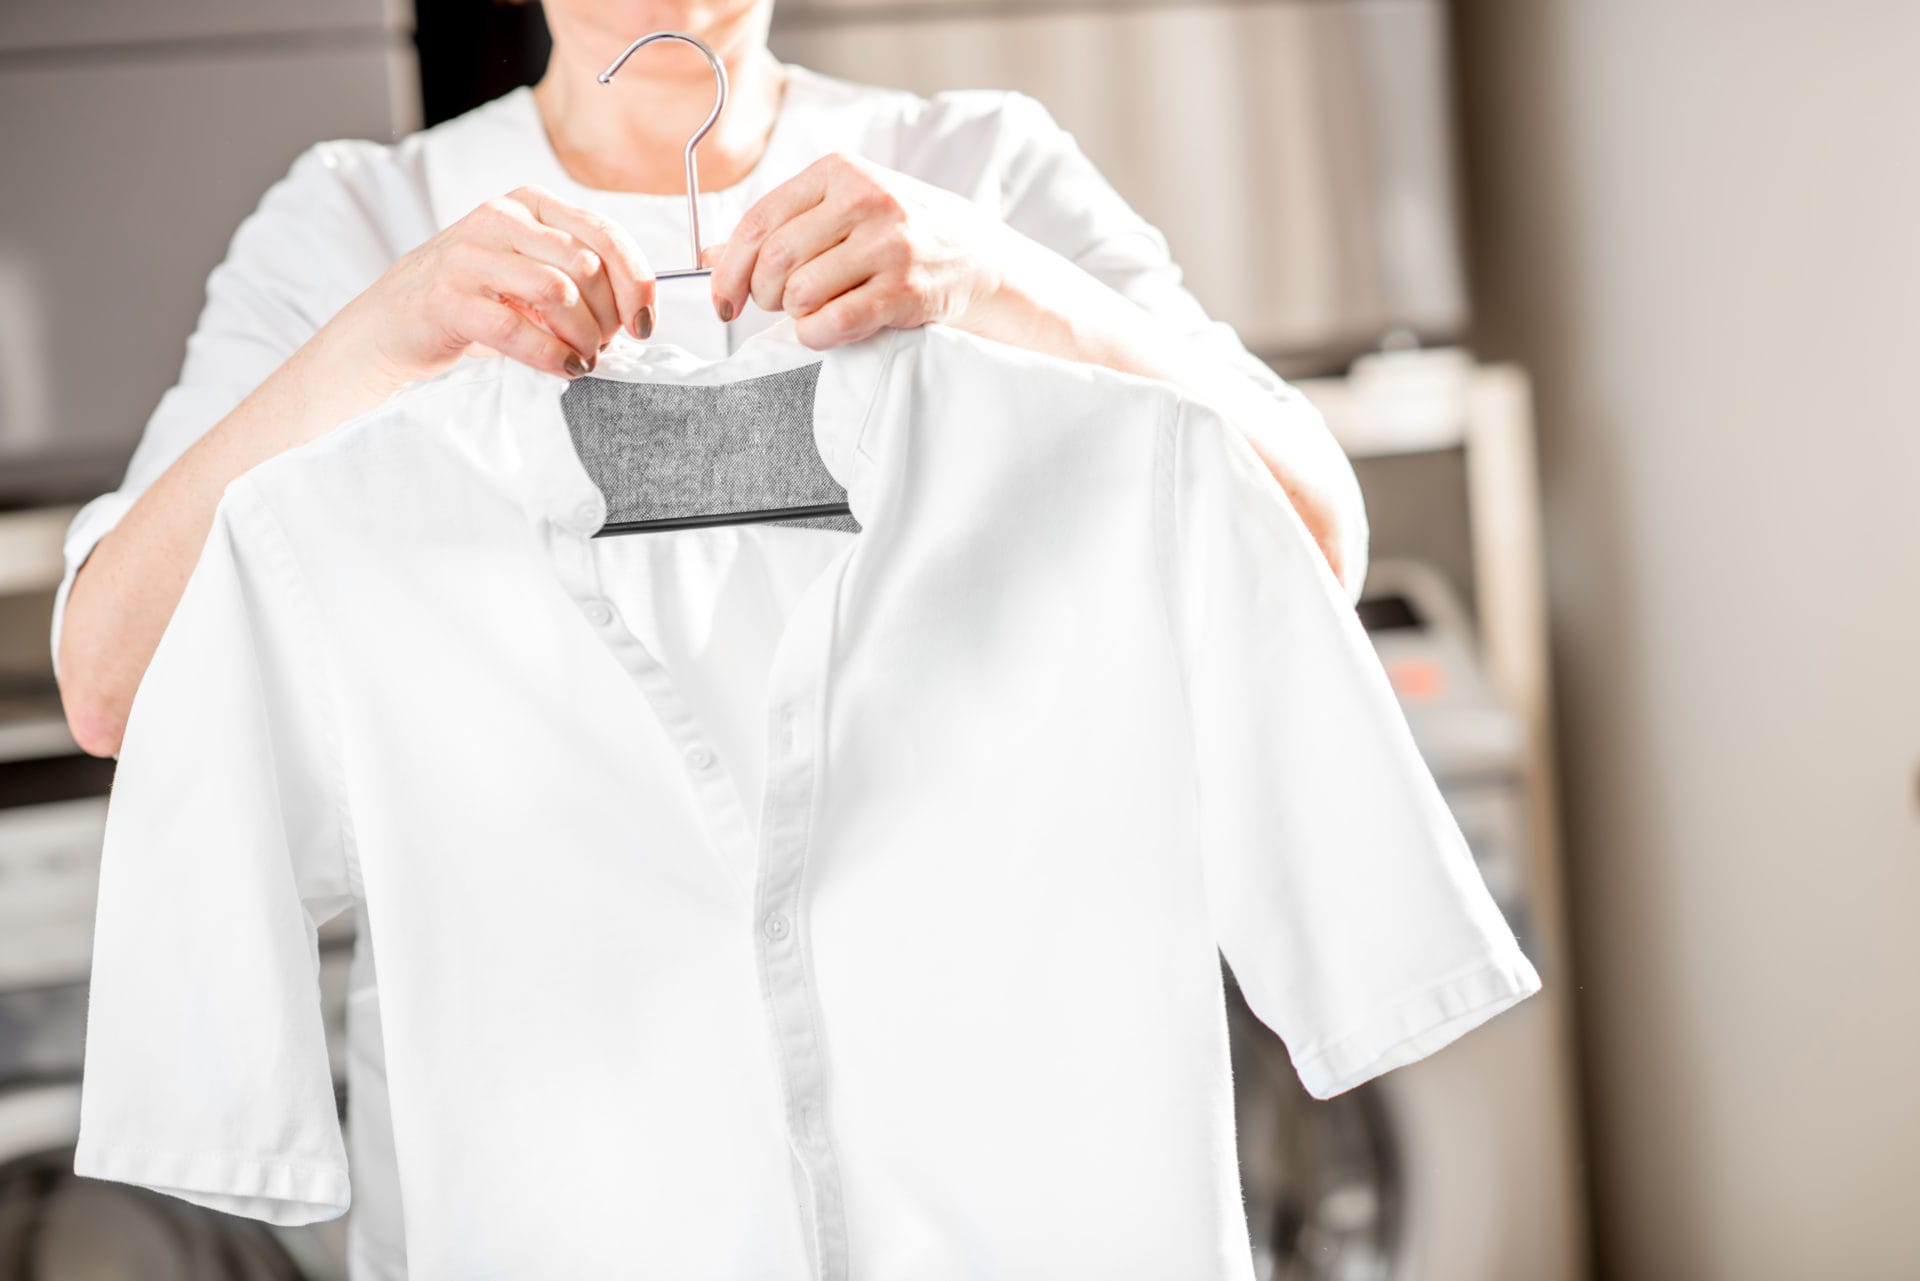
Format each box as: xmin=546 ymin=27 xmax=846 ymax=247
xmin=60 ymin=62 xmax=1374 ymax=1279
xmin=75 ymin=315 xmax=1538 ymax=1281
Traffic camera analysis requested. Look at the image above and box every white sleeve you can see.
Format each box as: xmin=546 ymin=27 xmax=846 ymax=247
xmin=991 ymin=91 xmax=1211 ymax=322
xmin=50 ymin=140 xmax=409 ymax=682
xmin=989 ymin=90 xmax=1370 ymax=601
xmin=74 ymin=474 xmax=357 ymax=1224
xmin=1163 ymin=395 xmax=1541 ymax=1100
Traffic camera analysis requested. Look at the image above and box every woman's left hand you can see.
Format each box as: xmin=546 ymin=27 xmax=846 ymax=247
xmin=706 ymin=149 xmax=1369 ymax=598
xmin=705 ymin=151 xmax=1017 ymax=350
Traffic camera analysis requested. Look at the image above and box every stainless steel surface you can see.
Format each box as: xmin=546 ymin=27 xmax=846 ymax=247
xmin=598 ymin=30 xmax=729 ymax=281
xmin=770 ymin=0 xmax=1469 ymax=374
xmin=0 ymin=0 xmax=417 ymax=500
xmin=0 ymin=0 xmax=404 ymax=55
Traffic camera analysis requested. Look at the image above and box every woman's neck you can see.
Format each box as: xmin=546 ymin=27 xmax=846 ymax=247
xmin=532 ymin=35 xmax=788 ymax=195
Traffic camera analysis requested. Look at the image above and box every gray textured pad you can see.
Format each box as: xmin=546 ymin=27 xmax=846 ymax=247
xmin=560 ymin=362 xmax=860 ymax=533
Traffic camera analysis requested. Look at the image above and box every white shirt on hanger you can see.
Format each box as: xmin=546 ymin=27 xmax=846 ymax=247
xmin=75 ymin=315 xmax=1538 ymax=1281
xmin=58 ymin=62 xmax=1370 ymax=1278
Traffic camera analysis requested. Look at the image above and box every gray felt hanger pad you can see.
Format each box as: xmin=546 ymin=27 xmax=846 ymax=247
xmin=560 ymin=361 xmax=859 ymax=533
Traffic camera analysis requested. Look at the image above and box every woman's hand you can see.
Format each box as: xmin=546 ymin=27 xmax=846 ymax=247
xmin=706 ymin=152 xmax=1366 ymax=596
xmin=336 ymin=185 xmax=658 ymax=389
xmin=705 ymin=152 xmax=1020 ymax=350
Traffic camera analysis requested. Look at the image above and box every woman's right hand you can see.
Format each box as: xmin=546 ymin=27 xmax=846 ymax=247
xmin=335 ymin=184 xmax=657 ymax=390
xmin=58 ymin=188 xmax=661 ymax=758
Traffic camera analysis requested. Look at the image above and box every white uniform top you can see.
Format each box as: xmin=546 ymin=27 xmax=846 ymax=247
xmin=58 ymin=64 xmax=1379 ymax=1279
xmin=74 ymin=312 xmax=1539 ymax=1280
xmin=51 ymin=65 xmax=1361 ymax=678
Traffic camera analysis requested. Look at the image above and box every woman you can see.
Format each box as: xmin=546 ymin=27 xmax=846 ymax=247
xmin=53 ymin=0 xmax=1367 ymax=761
xmin=55 ymin=5 xmax=1368 ymax=1269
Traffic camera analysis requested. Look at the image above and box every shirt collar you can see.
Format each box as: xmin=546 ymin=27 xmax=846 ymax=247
xmin=501 ymin=317 xmax=908 ymax=540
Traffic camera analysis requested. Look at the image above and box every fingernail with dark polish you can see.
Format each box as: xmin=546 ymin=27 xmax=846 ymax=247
xmin=564 ymin=354 xmax=590 ymax=378
xmin=637 ymin=306 xmax=654 ymax=340
xmin=716 ymin=298 xmax=734 ymax=322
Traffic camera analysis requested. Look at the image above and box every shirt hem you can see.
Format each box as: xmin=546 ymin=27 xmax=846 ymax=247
xmin=1290 ymin=950 xmax=1544 ymax=1100
xmin=72 ymin=1140 xmax=351 ymax=1226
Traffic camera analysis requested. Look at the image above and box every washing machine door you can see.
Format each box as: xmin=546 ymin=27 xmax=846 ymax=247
xmin=0 ymin=1082 xmax=347 ymax=1281
xmin=1225 ymin=970 xmax=1403 ymax=1281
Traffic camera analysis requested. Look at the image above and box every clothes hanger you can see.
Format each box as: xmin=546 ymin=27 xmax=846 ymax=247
xmin=579 ymin=30 xmax=856 ymax=537
xmin=597 ymin=30 xmax=726 ymax=282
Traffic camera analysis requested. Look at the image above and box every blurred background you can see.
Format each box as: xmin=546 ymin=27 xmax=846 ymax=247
xmin=0 ymin=1 xmax=1913 ymax=1278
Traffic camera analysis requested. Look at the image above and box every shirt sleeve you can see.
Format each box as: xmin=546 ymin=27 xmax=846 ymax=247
xmin=50 ymin=140 xmax=409 ymax=683
xmin=987 ymin=89 xmax=1370 ymax=601
xmin=1163 ymin=394 xmax=1541 ymax=1100
xmin=73 ymin=474 xmax=357 ymax=1224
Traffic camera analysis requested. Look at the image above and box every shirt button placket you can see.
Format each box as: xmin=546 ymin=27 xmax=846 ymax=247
xmin=755 ymin=694 xmax=848 ymax=1280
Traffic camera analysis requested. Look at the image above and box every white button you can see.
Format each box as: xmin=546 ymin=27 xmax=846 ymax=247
xmin=573 ymin=499 xmax=600 ymax=528
xmin=685 ymin=744 xmax=715 ymax=771
xmin=583 ymin=600 xmax=613 ymax=626
xmin=763 ymin=912 xmax=790 ymax=941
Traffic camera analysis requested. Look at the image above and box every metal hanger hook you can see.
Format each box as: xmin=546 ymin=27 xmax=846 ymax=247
xmin=597 ymin=30 xmax=729 ymax=280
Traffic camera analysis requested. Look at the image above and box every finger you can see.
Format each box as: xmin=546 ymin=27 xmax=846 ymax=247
xmin=514 ymin=187 xmax=656 ymax=338
xmin=449 ymin=294 xmax=589 ymax=379
xmin=792 ymin=279 xmax=900 ymax=351
xmin=747 ymin=200 xmax=859 ymax=316
xmin=756 ymin=210 xmax=864 ymax=318
xmin=468 ymin=249 xmax=604 ymax=367
xmin=710 ymin=159 xmax=835 ymax=320
xmin=480 ymin=215 xmax=623 ymax=349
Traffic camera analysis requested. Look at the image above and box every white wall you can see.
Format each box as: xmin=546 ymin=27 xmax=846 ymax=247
xmin=1451 ymin=4 xmax=1920 ymax=1278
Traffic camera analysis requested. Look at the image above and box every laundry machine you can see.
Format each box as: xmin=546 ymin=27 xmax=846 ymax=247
xmin=1226 ymin=559 xmax=1581 ymax=1281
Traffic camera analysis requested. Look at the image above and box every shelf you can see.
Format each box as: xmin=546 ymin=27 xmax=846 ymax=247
xmin=1294 ymin=346 xmax=1477 ymax=460
xmin=0 ymin=504 xmax=77 ymax=596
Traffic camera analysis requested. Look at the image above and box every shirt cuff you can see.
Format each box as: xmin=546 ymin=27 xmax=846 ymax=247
xmin=1289 ymin=950 xmax=1544 ymax=1101
xmin=72 ymin=1140 xmax=351 ymax=1226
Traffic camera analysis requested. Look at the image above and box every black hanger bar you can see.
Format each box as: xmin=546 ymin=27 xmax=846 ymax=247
xmin=593 ymin=502 xmax=854 ymax=536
